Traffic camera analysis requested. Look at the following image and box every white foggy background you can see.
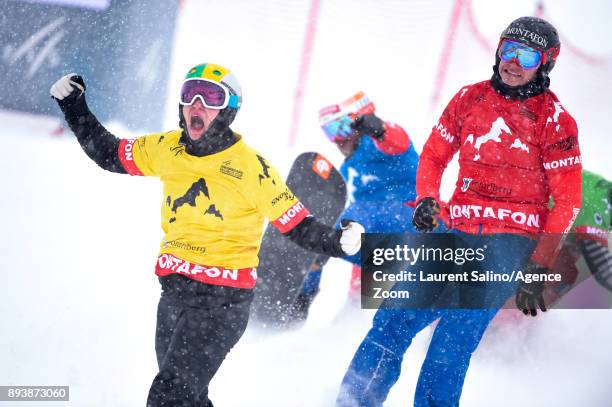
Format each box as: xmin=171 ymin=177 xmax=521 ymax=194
xmin=1 ymin=0 xmax=612 ymax=406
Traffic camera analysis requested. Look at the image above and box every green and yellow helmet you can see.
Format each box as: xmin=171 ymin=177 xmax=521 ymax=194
xmin=184 ymin=63 xmax=242 ymax=109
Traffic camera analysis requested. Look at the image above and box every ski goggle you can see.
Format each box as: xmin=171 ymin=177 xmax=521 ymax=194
xmin=498 ymin=39 xmax=542 ymax=69
xmin=179 ymin=78 xmax=238 ymax=109
xmin=319 ymin=93 xmax=375 ymax=142
xmin=321 ymin=115 xmax=354 ymax=141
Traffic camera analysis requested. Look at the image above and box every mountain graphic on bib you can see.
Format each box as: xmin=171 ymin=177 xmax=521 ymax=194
xmin=464 ymin=117 xmax=530 ymax=161
xmin=171 ymin=178 xmax=210 ymax=212
xmin=168 ymin=178 xmax=211 ymax=223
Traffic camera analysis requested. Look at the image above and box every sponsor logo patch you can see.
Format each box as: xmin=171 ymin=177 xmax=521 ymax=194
xmin=220 ymin=160 xmax=243 ymax=179
xmin=277 ymin=202 xmax=305 ymax=226
xmin=434 ymin=122 xmax=454 ymax=143
xmin=505 ymin=27 xmax=548 ymax=48
xmin=546 ymin=136 xmax=578 ymax=152
xmin=461 ymin=178 xmax=473 ymax=193
xmin=155 ymin=253 xmax=257 ymax=289
xmin=461 ymin=179 xmax=513 ymax=197
xmin=122 ymin=138 xmax=136 ymax=161
xmin=543 ymin=155 xmax=582 ymax=170
xmin=272 ymin=201 xmax=310 ymax=233
xmin=450 ymin=204 xmax=540 ymax=228
xmin=271 ymin=188 xmax=295 ymax=206
xmin=312 ymin=154 xmax=332 ymax=180
xmin=575 ymin=225 xmax=609 ymax=240
xmin=118 ymin=138 xmax=143 ymax=176
xmin=158 ymin=254 xmax=239 ymax=280
xmin=162 ymin=239 xmax=207 ymax=254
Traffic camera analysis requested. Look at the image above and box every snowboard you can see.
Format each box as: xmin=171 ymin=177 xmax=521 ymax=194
xmin=251 ymin=152 xmax=347 ymax=326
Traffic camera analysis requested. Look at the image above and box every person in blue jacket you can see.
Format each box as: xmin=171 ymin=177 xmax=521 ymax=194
xmin=292 ymin=92 xmax=424 ymax=319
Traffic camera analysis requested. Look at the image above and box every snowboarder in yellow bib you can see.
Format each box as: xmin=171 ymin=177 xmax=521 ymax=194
xmin=50 ymin=62 xmax=363 ymax=407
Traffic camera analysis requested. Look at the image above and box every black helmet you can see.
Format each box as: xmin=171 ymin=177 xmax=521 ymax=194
xmin=500 ymin=16 xmax=561 ymax=74
xmin=491 ymin=16 xmax=561 ymax=100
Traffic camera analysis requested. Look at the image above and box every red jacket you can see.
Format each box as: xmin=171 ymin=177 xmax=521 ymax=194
xmin=417 ymin=81 xmax=582 ymax=266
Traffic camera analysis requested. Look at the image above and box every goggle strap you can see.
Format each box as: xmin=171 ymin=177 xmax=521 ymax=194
xmin=228 ymin=95 xmax=239 ymax=109
xmin=542 ymin=46 xmax=560 ymax=65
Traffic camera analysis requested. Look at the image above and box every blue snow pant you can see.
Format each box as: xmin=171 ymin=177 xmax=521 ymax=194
xmin=336 ymin=231 xmax=536 ymax=407
xmin=300 ymin=201 xmax=429 ymax=295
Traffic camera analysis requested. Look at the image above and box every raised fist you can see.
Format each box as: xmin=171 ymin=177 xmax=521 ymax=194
xmin=50 ymin=74 xmax=86 ymax=101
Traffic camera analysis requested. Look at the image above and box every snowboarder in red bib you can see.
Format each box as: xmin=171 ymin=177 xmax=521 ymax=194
xmin=337 ymin=17 xmax=582 ymax=407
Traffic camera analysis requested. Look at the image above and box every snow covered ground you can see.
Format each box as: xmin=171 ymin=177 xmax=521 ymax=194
xmin=1 ymin=0 xmax=612 ymax=406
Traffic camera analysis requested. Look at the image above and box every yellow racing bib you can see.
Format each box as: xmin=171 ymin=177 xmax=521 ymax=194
xmin=118 ymin=130 xmax=308 ymax=288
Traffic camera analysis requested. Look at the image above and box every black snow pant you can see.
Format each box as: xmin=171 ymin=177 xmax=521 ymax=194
xmin=146 ymin=274 xmax=253 ymax=407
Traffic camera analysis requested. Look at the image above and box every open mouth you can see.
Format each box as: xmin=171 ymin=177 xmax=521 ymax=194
xmin=190 ymin=115 xmax=205 ymax=130
xmin=503 ymin=67 xmax=522 ymax=78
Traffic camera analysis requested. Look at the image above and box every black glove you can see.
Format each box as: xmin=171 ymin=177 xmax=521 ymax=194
xmin=515 ymin=260 xmax=548 ymax=317
xmin=350 ymin=113 xmax=385 ymax=140
xmin=412 ymin=197 xmax=440 ymax=232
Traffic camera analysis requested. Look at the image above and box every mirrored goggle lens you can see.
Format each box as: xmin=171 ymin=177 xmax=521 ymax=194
xmin=499 ymin=40 xmax=541 ymax=69
xmin=321 ymin=116 xmax=353 ymax=141
xmin=180 ymin=79 xmax=228 ymax=108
